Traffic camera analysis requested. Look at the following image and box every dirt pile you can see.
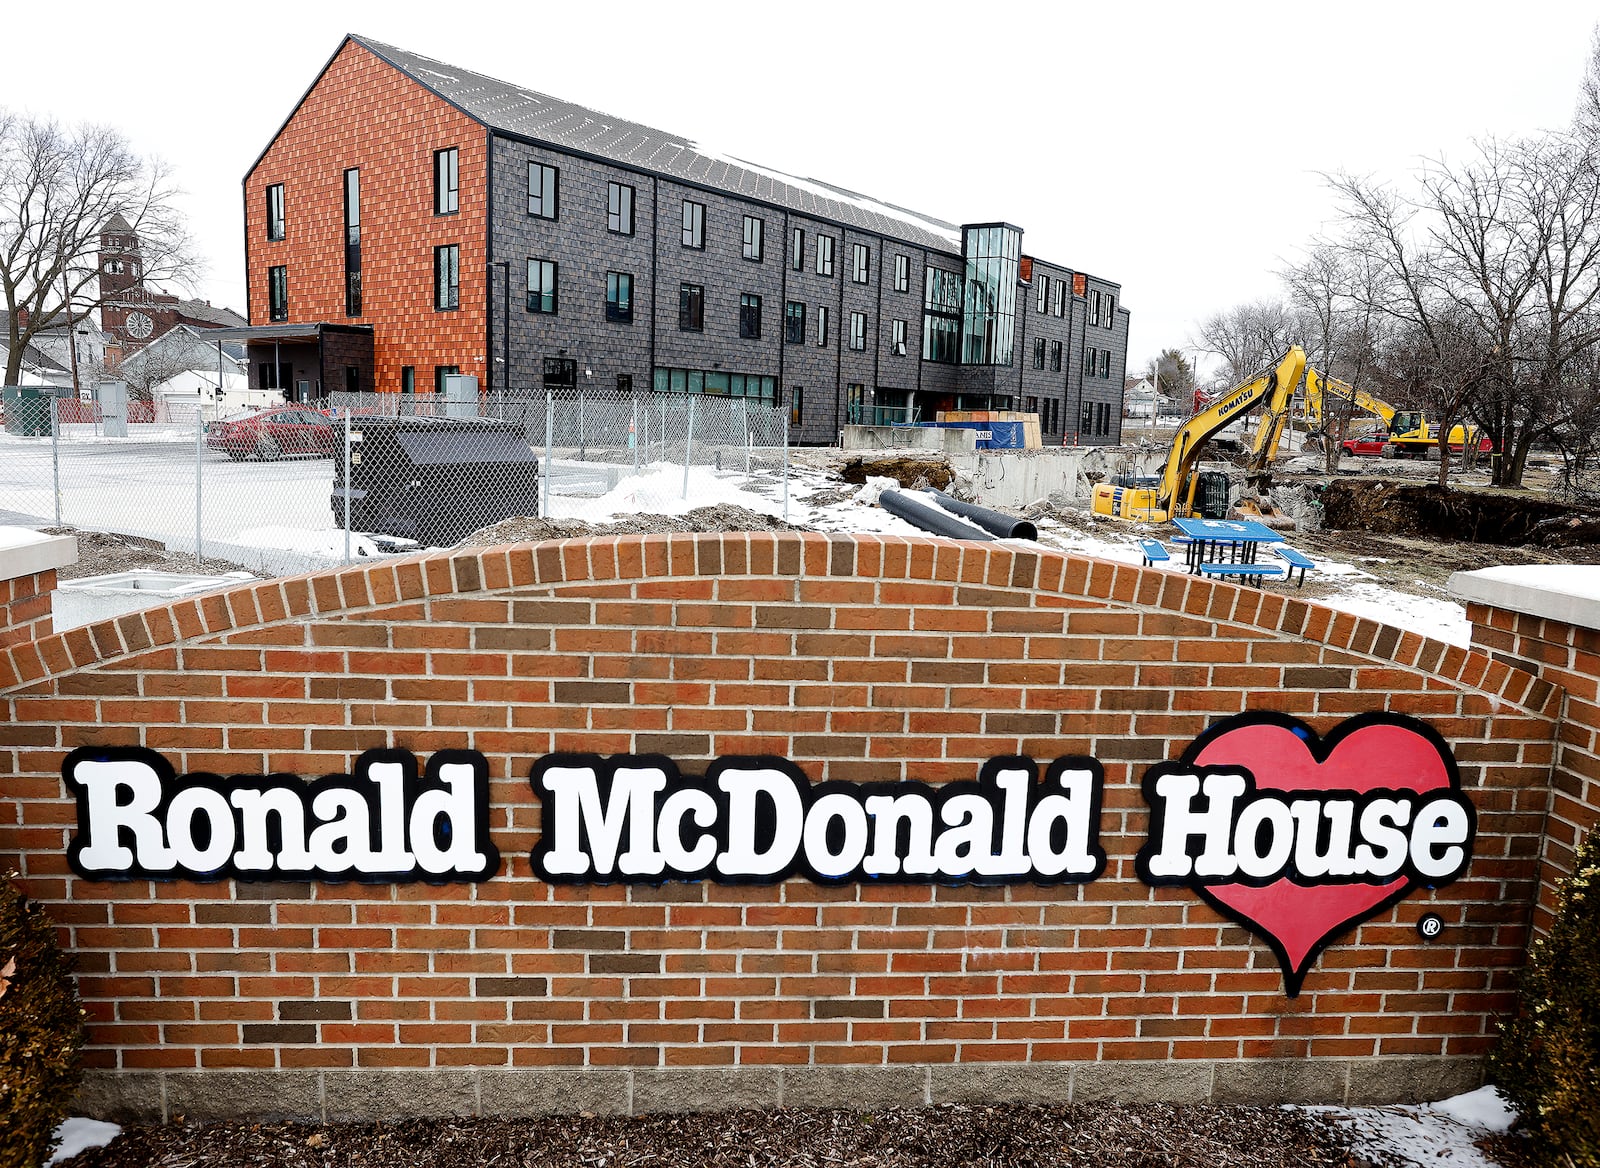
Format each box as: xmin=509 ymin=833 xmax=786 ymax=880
xmin=1319 ymin=480 xmax=1596 ymax=545
xmin=840 ymin=456 xmax=953 ymax=491
xmin=462 ymin=504 xmax=799 ymax=546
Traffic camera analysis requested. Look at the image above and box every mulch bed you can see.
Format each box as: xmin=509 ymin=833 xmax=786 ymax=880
xmin=59 ymin=1103 xmax=1389 ymax=1168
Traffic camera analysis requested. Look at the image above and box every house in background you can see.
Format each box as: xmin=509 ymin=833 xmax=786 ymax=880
xmin=236 ymin=34 xmax=1131 ymax=445
xmin=1122 ymin=374 xmax=1178 ymax=420
xmin=116 ymin=324 xmax=268 ymax=414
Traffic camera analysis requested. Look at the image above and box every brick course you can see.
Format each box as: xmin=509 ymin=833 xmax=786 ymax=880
xmin=0 ymin=534 xmax=1577 ymax=1119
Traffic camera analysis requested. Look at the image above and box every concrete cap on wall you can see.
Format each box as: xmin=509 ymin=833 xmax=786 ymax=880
xmin=1449 ymin=565 xmax=1600 ymax=631
xmin=0 ymin=527 xmax=77 ymax=582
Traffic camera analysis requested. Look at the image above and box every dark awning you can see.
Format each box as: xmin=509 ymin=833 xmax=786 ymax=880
xmin=203 ymin=323 xmax=374 ymax=345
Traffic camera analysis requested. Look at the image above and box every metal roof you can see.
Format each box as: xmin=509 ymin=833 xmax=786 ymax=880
xmin=352 ymin=35 xmax=965 ymax=255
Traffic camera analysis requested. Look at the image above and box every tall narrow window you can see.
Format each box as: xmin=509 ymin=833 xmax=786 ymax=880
xmin=894 ymin=254 xmax=909 ymax=293
xmin=528 ymin=163 xmax=558 ymax=219
xmin=1051 ymin=340 xmax=1062 ymax=371
xmin=1100 ymin=350 xmax=1111 ymax=378
xmin=434 ymin=245 xmax=460 ymax=310
xmin=1083 ymin=347 xmax=1096 ymax=374
xmin=679 ymin=283 xmax=704 ymax=331
xmin=817 ymin=234 xmax=835 ymax=277
xmin=401 ymin=366 xmax=415 ymax=395
xmin=849 ymin=311 xmax=866 ymax=351
xmin=785 ymin=301 xmax=806 ymax=344
xmin=816 ymin=305 xmax=830 ymax=346
xmin=892 ymin=319 xmax=907 ymax=355
xmin=342 ymin=168 xmax=361 ymax=317
xmin=743 ymin=216 xmax=764 ymax=261
xmin=682 ymin=201 xmax=705 ymax=249
xmin=268 ymin=265 xmax=287 ymax=322
xmin=1033 ymin=337 xmax=1046 ymax=369
xmin=1037 ymin=278 xmax=1048 ymax=313
xmin=606 ymin=271 xmax=633 ymax=322
xmin=265 ymin=183 xmax=285 ymax=241
xmin=527 ymin=259 xmax=557 ymax=314
xmin=791 ymin=386 xmax=804 ymax=426
xmin=434 ymin=148 xmax=459 ymax=215
xmin=1105 ymin=293 xmax=1116 ymax=323
xmin=739 ymin=293 xmax=762 ymax=339
xmin=607 ymin=182 xmax=634 ymax=234
xmin=791 ymin=227 xmax=805 ymax=271
xmin=1089 ymin=290 xmax=1101 ymax=326
xmin=1053 ymin=279 xmax=1065 ymax=317
xmin=852 ymin=243 xmax=870 ymax=284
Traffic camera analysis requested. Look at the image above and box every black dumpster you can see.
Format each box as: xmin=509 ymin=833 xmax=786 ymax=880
xmin=331 ymin=416 xmax=540 ymax=546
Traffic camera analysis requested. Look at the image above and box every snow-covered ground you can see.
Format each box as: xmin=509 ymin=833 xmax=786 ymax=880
xmin=1322 ymin=1085 xmax=1518 ymax=1167
xmin=47 ymin=1118 xmax=120 ymax=1164
xmin=0 ymin=432 xmax=1473 ymax=644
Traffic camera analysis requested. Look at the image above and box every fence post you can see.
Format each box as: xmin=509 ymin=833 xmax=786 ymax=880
xmin=782 ymin=408 xmax=790 ymax=524
xmin=543 ymin=388 xmax=554 ymax=519
xmin=578 ymin=392 xmax=585 ymax=462
xmin=194 ymin=412 xmax=204 ymax=564
xmin=682 ymin=395 xmax=696 ymax=500
xmin=743 ymin=398 xmax=751 ymax=482
xmin=51 ymin=397 xmax=61 ymax=526
xmin=342 ymin=411 xmax=352 ymax=565
xmin=631 ymin=395 xmax=640 ymax=480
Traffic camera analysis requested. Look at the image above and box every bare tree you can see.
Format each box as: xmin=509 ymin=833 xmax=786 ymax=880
xmin=1193 ymin=298 xmax=1297 ymax=385
xmin=0 ymin=108 xmax=197 ymax=387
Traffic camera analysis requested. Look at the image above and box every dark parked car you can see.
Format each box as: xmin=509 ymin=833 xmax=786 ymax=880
xmin=206 ymin=407 xmax=336 ymax=460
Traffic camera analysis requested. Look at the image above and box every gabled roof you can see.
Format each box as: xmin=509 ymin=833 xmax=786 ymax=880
xmin=349 ymin=35 xmax=963 ymax=254
xmin=102 ymin=213 xmax=133 ymax=234
xmin=176 ymin=299 xmax=247 ymax=328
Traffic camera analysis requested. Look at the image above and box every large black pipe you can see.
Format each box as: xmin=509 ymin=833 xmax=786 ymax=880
xmin=879 ymin=489 xmax=994 ymax=541
xmin=927 ymin=490 xmax=1039 ymax=541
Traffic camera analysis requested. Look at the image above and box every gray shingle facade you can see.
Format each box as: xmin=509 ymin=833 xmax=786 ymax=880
xmin=361 ymin=35 xmax=1130 ymax=445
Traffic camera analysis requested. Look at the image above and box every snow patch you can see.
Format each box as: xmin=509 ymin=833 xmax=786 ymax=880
xmin=233 ymin=526 xmax=384 ymax=560
xmin=1327 ymin=1085 xmax=1515 ymax=1167
xmin=47 ymin=1117 xmax=120 ymax=1164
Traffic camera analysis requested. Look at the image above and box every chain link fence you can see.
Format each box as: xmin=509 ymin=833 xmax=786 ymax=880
xmin=0 ymin=390 xmax=788 ymax=576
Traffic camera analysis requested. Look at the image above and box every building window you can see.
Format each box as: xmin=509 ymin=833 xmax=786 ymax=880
xmin=1037 ymin=278 xmax=1048 ymax=313
xmin=343 ymin=168 xmax=361 ymax=317
xmin=434 ymin=148 xmax=459 ymax=215
xmin=791 ymin=386 xmax=803 ymax=426
xmin=895 ymin=254 xmax=909 ymax=293
xmin=401 ymin=366 xmax=415 ymax=395
xmin=1081 ymin=401 xmax=1093 ymax=433
xmin=922 ymin=266 xmax=962 ymax=364
xmin=682 ymin=200 xmax=705 ymax=249
xmin=892 ymin=319 xmax=907 ymax=355
xmin=606 ymin=271 xmax=633 ymax=322
xmin=1054 ymin=279 xmax=1065 ymax=317
xmin=434 ymin=245 xmax=460 ymax=310
xmin=528 ymin=163 xmax=558 ymax=219
xmin=816 ymin=305 xmax=829 ymax=346
xmin=617 ymin=374 xmax=632 ymax=393
xmin=679 ymin=283 xmax=704 ymax=331
xmin=743 ymin=216 xmax=764 ymax=261
xmin=1032 ymin=337 xmax=1046 ymax=369
xmin=1051 ymin=340 xmax=1063 ymax=372
xmin=268 ymin=265 xmax=287 ymax=321
xmin=1105 ymin=293 xmax=1116 ymax=323
xmin=527 ymin=258 xmax=557 ymax=314
xmin=265 ymin=183 xmax=285 ymax=241
xmin=739 ymin=293 xmax=762 ymax=339
xmin=785 ymin=301 xmax=806 ymax=345
xmin=852 ymin=243 xmax=870 ymax=284
xmin=1100 ymin=349 xmax=1111 ymax=378
xmin=435 ymin=365 xmax=461 ymax=394
xmin=849 ymin=311 xmax=866 ymax=351
xmin=1083 ymin=346 xmax=1096 ymax=375
xmin=543 ymin=358 xmax=577 ymax=389
xmin=1089 ymin=290 xmax=1101 ymax=327
xmin=791 ymin=227 xmax=805 ymax=271
xmin=608 ymin=182 xmax=634 ymax=235
xmin=816 ymin=234 xmax=834 ymax=277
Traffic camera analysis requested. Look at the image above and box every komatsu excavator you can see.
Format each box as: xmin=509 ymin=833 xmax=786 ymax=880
xmin=1092 ymin=347 xmax=1307 ymax=522
xmin=1302 ymin=368 xmax=1395 ymax=434
xmin=1300 ymin=370 xmax=1491 ymax=459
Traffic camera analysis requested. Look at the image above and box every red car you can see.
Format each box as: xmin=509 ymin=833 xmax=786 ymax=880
xmin=206 ymin=407 xmax=336 ymax=461
xmin=1341 ymin=431 xmax=1390 ymax=457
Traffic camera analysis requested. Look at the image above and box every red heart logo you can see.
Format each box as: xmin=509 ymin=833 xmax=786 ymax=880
xmin=1137 ymin=712 xmax=1474 ymax=997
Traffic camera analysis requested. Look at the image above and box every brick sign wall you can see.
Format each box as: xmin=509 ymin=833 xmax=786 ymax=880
xmin=0 ymin=534 xmax=1574 ymax=1121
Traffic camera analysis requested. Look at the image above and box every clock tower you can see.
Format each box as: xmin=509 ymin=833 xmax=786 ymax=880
xmin=98 ymin=213 xmax=156 ymax=354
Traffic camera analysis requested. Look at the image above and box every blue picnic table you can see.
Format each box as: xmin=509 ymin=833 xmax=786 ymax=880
xmin=1170 ymin=517 xmax=1287 ymax=584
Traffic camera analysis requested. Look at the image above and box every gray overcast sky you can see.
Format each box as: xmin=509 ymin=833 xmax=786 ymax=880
xmin=7 ymin=0 xmax=1598 ymax=381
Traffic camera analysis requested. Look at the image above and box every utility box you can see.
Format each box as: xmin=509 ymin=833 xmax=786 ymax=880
xmin=331 ymin=415 xmax=539 ymax=547
xmin=442 ymin=374 xmax=479 ymax=420
xmin=97 ymin=380 xmax=128 ymax=437
xmin=2 ymin=385 xmax=62 ymax=437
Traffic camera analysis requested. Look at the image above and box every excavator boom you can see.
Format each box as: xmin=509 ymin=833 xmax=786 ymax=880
xmin=1303 ymin=369 xmax=1395 ymax=429
xmin=1092 ymin=347 xmax=1307 ymax=522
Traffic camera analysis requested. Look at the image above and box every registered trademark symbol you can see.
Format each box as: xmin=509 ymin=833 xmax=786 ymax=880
xmin=1417 ymin=913 xmax=1444 ymax=940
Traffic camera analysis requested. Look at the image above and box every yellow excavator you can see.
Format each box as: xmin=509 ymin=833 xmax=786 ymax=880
xmin=1300 ymin=369 xmax=1490 ymax=458
xmin=1092 ymin=347 xmax=1307 ymax=522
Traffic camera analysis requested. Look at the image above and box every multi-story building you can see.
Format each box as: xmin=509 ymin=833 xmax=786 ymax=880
xmin=239 ymin=35 xmax=1130 ymax=444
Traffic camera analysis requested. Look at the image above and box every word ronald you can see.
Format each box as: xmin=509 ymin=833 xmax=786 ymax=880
xmin=531 ymin=754 xmax=1107 ymax=885
xmin=64 ymin=747 xmax=500 ymax=882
